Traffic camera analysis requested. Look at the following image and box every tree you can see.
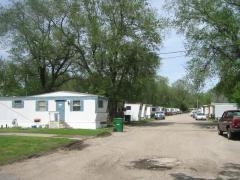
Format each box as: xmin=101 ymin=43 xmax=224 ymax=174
xmin=0 ymin=0 xmax=76 ymax=93
xmin=64 ymin=0 xmax=163 ymax=117
xmin=0 ymin=59 xmax=26 ymax=96
xmin=167 ymin=0 xmax=240 ymax=102
xmin=0 ymin=0 xmax=164 ymax=119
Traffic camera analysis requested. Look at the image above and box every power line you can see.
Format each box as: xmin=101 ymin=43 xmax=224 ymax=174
xmin=159 ymin=50 xmax=186 ymax=55
xmin=159 ymin=42 xmax=240 ymax=55
xmin=160 ymin=55 xmax=186 ymax=60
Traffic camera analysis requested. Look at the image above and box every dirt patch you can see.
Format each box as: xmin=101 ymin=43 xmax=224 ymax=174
xmin=27 ymin=154 xmax=41 ymax=159
xmin=96 ymin=131 xmax=112 ymax=137
xmin=129 ymin=157 xmax=180 ymax=171
xmin=63 ymin=141 xmax=90 ymax=151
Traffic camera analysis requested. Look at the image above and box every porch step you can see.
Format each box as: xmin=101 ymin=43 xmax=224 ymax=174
xmin=59 ymin=122 xmax=71 ymax=129
xmin=49 ymin=121 xmax=60 ymax=129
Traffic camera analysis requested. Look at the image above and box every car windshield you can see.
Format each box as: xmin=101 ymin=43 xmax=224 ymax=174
xmin=197 ymin=113 xmax=204 ymax=115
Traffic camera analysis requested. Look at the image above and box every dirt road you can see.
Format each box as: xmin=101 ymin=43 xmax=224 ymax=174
xmin=1 ymin=114 xmax=240 ymax=180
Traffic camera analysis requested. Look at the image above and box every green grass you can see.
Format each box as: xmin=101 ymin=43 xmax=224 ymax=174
xmin=0 ymin=127 xmax=112 ymax=136
xmin=0 ymin=127 xmax=112 ymax=166
xmin=0 ymin=136 xmax=74 ymax=166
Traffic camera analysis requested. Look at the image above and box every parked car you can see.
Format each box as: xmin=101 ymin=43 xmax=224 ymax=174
xmin=195 ymin=113 xmax=207 ymax=120
xmin=192 ymin=111 xmax=199 ymax=119
xmin=154 ymin=111 xmax=165 ymax=120
xmin=217 ymin=110 xmax=240 ymax=139
xmin=190 ymin=110 xmax=196 ymax=117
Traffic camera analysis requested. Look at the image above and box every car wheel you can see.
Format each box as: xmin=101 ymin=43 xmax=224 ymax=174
xmin=227 ymin=128 xmax=233 ymax=140
xmin=217 ymin=125 xmax=223 ymax=135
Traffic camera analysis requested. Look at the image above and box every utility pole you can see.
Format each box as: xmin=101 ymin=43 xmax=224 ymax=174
xmin=25 ymin=74 xmax=28 ymax=96
xmin=197 ymin=98 xmax=199 ymax=109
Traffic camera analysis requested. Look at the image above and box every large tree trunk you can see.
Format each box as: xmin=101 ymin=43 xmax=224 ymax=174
xmin=107 ymin=98 xmax=124 ymax=125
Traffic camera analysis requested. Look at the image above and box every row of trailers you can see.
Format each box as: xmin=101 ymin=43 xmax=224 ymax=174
xmin=123 ymin=103 xmax=181 ymax=122
xmin=198 ymin=103 xmax=238 ymax=120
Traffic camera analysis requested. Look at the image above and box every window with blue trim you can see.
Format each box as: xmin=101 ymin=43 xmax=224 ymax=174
xmin=12 ymin=100 xmax=24 ymax=108
xmin=71 ymin=100 xmax=83 ymax=111
xmin=36 ymin=101 xmax=48 ymax=111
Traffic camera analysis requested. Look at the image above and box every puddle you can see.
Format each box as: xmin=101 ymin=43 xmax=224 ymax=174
xmin=130 ymin=157 xmax=180 ymax=171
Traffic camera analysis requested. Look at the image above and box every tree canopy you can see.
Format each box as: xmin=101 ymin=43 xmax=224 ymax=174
xmin=0 ymin=0 xmax=216 ymax=116
xmin=167 ymin=0 xmax=240 ymax=103
xmin=0 ymin=0 xmax=168 ymax=116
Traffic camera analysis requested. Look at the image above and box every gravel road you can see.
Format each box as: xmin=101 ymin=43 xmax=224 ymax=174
xmin=1 ymin=114 xmax=240 ymax=180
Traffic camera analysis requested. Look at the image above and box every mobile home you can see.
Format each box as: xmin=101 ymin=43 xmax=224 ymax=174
xmin=124 ymin=103 xmax=142 ymax=121
xmin=145 ymin=105 xmax=152 ymax=118
xmin=210 ymin=103 xmax=238 ymax=119
xmin=140 ymin=104 xmax=147 ymax=119
xmin=0 ymin=91 xmax=108 ymax=129
xmin=203 ymin=105 xmax=209 ymax=116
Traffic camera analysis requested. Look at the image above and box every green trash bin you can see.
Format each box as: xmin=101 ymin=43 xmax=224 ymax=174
xmin=113 ymin=118 xmax=124 ymax=132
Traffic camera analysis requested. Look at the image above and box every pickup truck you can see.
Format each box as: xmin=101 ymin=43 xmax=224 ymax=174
xmin=217 ymin=110 xmax=240 ymax=139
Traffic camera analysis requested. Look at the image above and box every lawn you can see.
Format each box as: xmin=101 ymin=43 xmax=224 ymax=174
xmin=0 ymin=136 xmax=74 ymax=166
xmin=0 ymin=127 xmax=112 ymax=136
xmin=0 ymin=128 xmax=112 ymax=166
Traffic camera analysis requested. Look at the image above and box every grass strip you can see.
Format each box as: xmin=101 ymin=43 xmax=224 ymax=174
xmin=0 ymin=127 xmax=112 ymax=136
xmin=0 ymin=136 xmax=74 ymax=166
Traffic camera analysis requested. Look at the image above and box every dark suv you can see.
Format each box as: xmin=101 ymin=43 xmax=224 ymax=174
xmin=217 ymin=110 xmax=240 ymax=139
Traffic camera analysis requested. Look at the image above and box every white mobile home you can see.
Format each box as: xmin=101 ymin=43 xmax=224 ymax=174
xmin=203 ymin=105 xmax=209 ymax=116
xmin=124 ymin=103 xmax=142 ymax=121
xmin=211 ymin=103 xmax=238 ymax=119
xmin=0 ymin=91 xmax=108 ymax=129
xmin=151 ymin=106 xmax=159 ymax=115
xmin=145 ymin=105 xmax=152 ymax=118
xmin=140 ymin=104 xmax=147 ymax=119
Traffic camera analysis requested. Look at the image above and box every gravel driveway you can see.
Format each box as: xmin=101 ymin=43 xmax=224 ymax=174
xmin=1 ymin=114 xmax=240 ymax=180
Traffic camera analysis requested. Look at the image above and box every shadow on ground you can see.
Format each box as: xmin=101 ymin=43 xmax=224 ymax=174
xmin=220 ymin=134 xmax=240 ymax=141
xmin=170 ymin=173 xmax=214 ymax=180
xmin=170 ymin=163 xmax=240 ymax=180
xmin=126 ymin=121 xmax=175 ymax=127
xmin=193 ymin=121 xmax=218 ymax=129
xmin=217 ymin=163 xmax=240 ymax=180
xmin=0 ymin=171 xmax=18 ymax=180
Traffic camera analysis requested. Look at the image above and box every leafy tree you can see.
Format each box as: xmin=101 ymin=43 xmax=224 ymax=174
xmin=0 ymin=0 xmax=76 ymax=93
xmin=167 ymin=0 xmax=240 ymax=102
xmin=0 ymin=0 xmax=164 ymax=119
xmin=0 ymin=59 xmax=26 ymax=96
xmin=64 ymin=0 xmax=163 ymax=117
xmin=151 ymin=76 xmax=171 ymax=106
